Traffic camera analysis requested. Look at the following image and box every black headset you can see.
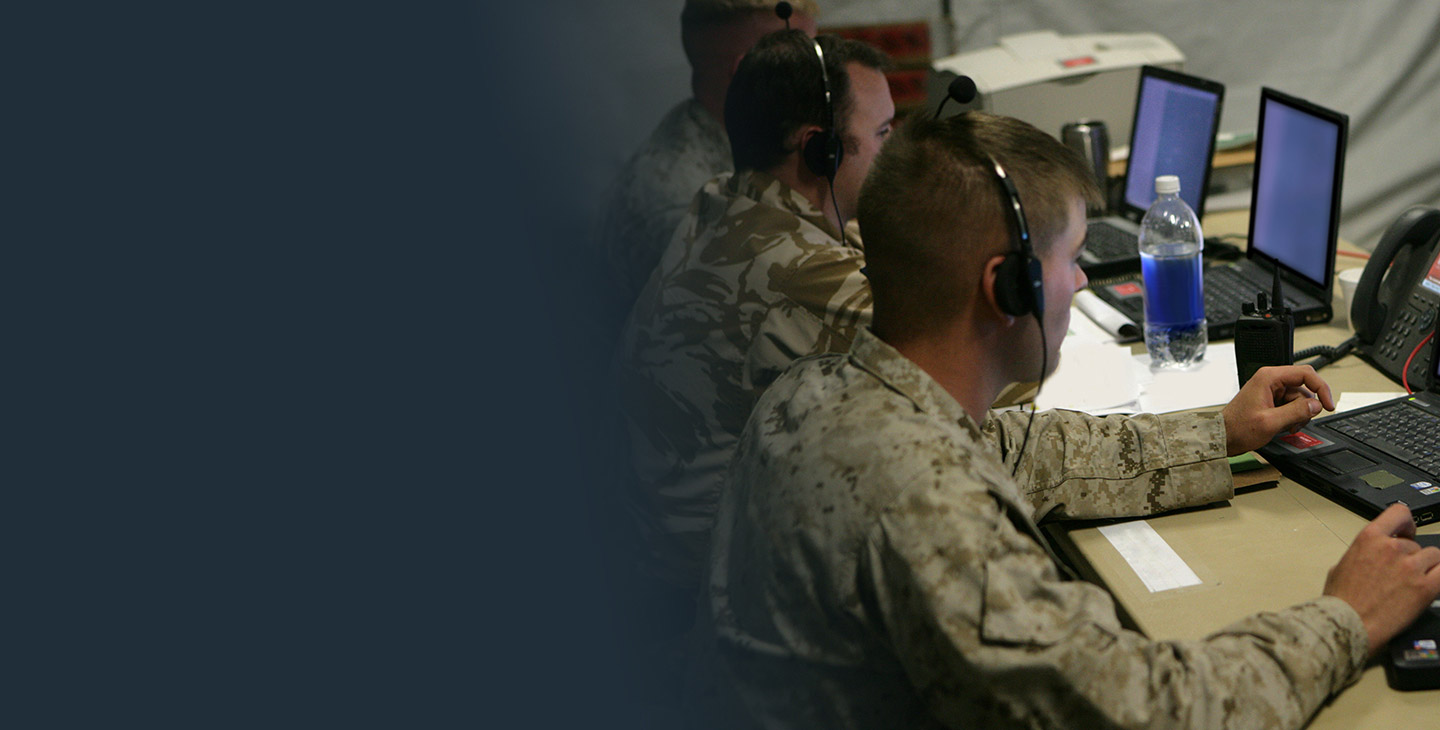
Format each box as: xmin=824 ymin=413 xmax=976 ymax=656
xmin=931 ymin=79 xmax=1042 ymax=318
xmin=988 ymin=153 xmax=1046 ymax=478
xmin=800 ymin=38 xmax=842 ymax=183
xmin=776 ymin=2 xmax=842 ymax=183
xmin=987 ymin=156 xmax=1044 ymax=318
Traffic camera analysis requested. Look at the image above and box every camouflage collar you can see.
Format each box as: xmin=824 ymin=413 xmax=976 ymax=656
xmin=726 ymin=170 xmax=855 ymax=246
xmin=681 ymin=97 xmax=726 ymax=144
xmin=848 ymin=328 xmax=984 ymax=440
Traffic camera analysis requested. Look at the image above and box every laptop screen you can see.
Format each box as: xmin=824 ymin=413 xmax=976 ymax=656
xmin=1121 ymin=67 xmax=1224 ymax=217
xmin=1248 ymin=89 xmax=1348 ymax=290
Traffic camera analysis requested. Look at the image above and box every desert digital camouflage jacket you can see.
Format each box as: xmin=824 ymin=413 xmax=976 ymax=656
xmin=708 ymin=328 xmax=1368 ymax=729
xmin=615 ymin=169 xmax=871 ymax=590
xmin=598 ymin=98 xmax=732 ymax=307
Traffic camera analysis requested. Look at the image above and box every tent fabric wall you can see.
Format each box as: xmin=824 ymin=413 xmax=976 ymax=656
xmin=591 ymin=1 xmax=1440 ymax=250
xmin=813 ymin=0 xmax=1440 ymax=248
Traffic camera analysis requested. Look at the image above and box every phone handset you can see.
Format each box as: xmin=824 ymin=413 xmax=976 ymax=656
xmin=1353 ymin=205 xmax=1440 ymax=345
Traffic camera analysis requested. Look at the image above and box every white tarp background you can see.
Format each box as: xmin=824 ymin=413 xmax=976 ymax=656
xmin=579 ymin=0 xmax=1440 ymax=250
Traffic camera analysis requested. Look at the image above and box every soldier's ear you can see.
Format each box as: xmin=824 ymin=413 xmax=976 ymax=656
xmin=792 ymin=124 xmax=822 ymax=155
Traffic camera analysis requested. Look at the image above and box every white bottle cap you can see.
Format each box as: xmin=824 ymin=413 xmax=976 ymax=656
xmin=1155 ymin=175 xmax=1180 ymax=194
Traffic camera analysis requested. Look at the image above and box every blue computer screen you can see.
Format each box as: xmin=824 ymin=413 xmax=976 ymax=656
xmin=1123 ymin=75 xmax=1220 ymax=214
xmin=1250 ymin=99 xmax=1340 ymax=287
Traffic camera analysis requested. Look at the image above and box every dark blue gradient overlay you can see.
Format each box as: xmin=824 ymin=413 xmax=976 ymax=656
xmin=11 ymin=2 xmax=644 ymax=727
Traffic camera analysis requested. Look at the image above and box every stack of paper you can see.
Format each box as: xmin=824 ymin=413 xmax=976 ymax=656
xmin=1037 ymin=332 xmax=1242 ymax=415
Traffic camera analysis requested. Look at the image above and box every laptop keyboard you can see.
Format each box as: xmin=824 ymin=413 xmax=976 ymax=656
xmin=1097 ymin=266 xmax=1293 ymax=326
xmin=1203 ymin=265 xmax=1302 ymax=324
xmin=1329 ymin=403 xmax=1440 ymax=476
xmin=1085 ymin=222 xmax=1136 ymax=261
xmin=1093 ymin=264 xmax=1312 ymax=336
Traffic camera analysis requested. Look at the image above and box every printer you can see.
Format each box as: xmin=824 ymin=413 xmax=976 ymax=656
xmin=929 ymin=30 xmax=1184 ymax=151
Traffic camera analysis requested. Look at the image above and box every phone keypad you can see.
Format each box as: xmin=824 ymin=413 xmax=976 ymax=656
xmin=1376 ymin=300 xmax=1438 ymax=365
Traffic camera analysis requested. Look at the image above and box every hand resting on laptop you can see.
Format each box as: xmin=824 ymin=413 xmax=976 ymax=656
xmin=1222 ymin=364 xmax=1336 ymax=456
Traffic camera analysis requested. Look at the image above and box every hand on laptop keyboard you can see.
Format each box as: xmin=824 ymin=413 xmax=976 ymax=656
xmin=1323 ymin=503 xmax=1440 ymax=657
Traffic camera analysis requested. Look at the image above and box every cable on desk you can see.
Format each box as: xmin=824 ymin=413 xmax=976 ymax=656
xmin=1402 ymin=332 xmax=1435 ymax=394
xmin=1202 ymin=236 xmax=1244 ymax=262
xmin=1295 ymin=335 xmax=1358 ymax=372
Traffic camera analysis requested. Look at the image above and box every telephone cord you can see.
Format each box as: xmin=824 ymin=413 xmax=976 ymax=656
xmin=1402 ymin=332 xmax=1435 ymax=394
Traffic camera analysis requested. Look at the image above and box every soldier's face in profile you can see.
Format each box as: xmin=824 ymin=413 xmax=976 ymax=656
xmin=1037 ymin=196 xmax=1089 ymax=375
xmin=830 ymin=63 xmax=894 ymax=225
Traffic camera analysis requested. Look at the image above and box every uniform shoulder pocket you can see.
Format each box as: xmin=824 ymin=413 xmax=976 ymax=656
xmin=981 ymin=551 xmax=1117 ymax=647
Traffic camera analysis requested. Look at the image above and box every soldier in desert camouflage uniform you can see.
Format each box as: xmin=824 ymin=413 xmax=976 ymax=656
xmin=597 ymin=0 xmax=819 ymax=310
xmin=707 ymin=112 xmax=1440 ymax=729
xmin=614 ymin=30 xmax=893 ymax=603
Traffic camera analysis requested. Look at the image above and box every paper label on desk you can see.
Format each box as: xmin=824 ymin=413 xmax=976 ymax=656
xmin=1096 ymin=521 xmax=1202 ymax=593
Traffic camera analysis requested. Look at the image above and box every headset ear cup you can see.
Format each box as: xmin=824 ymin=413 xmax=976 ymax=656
xmin=993 ymin=253 xmax=1027 ymax=317
xmin=1024 ymin=255 xmax=1044 ymax=316
xmin=802 ymin=133 xmax=826 ymax=178
xmin=803 ymin=131 xmax=841 ymax=181
xmin=994 ymin=252 xmax=1043 ymax=317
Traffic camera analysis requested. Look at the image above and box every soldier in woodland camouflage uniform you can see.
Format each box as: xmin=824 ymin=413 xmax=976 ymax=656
xmin=615 ymin=31 xmax=893 ymax=603
xmin=597 ymin=0 xmax=819 ymax=309
xmin=706 ymin=112 xmax=1440 ymax=729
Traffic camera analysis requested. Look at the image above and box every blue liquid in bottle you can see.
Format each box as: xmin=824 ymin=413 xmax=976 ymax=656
xmin=1139 ymin=175 xmax=1207 ymax=368
xmin=1141 ymin=247 xmax=1207 ymax=367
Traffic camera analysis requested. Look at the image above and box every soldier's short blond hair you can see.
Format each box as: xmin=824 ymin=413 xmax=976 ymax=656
xmin=858 ymin=112 xmax=1102 ymax=333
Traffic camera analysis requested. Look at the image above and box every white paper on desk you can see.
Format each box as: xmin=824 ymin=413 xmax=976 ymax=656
xmin=1097 ymin=521 xmax=1202 ymax=593
xmin=1128 ymin=342 xmax=1241 ymax=414
xmin=1066 ymin=302 xmax=1119 ymax=345
xmin=1036 ymin=340 xmax=1140 ymax=412
xmin=1333 ymin=391 xmax=1406 ymax=414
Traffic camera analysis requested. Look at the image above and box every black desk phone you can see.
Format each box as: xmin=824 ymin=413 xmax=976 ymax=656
xmin=1353 ymin=205 xmax=1440 ymax=390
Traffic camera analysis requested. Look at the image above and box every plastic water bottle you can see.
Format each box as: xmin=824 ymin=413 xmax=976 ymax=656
xmin=1140 ymin=175 xmax=1207 ymax=368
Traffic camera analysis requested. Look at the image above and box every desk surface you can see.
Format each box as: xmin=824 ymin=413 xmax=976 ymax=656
xmin=1055 ymin=210 xmax=1440 ymax=727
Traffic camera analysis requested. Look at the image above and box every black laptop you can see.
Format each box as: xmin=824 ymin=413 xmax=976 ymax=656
xmin=1081 ymin=66 xmax=1225 ymax=279
xmin=1092 ymin=87 xmax=1345 ymax=340
xmin=1259 ymin=315 xmax=1440 ymax=527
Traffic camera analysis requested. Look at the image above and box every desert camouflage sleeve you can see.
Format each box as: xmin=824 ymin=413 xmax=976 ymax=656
xmin=982 ymin=409 xmax=1233 ymax=521
xmin=865 ymin=473 xmax=1368 ymax=729
xmin=741 ymin=237 xmax=873 ymax=393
